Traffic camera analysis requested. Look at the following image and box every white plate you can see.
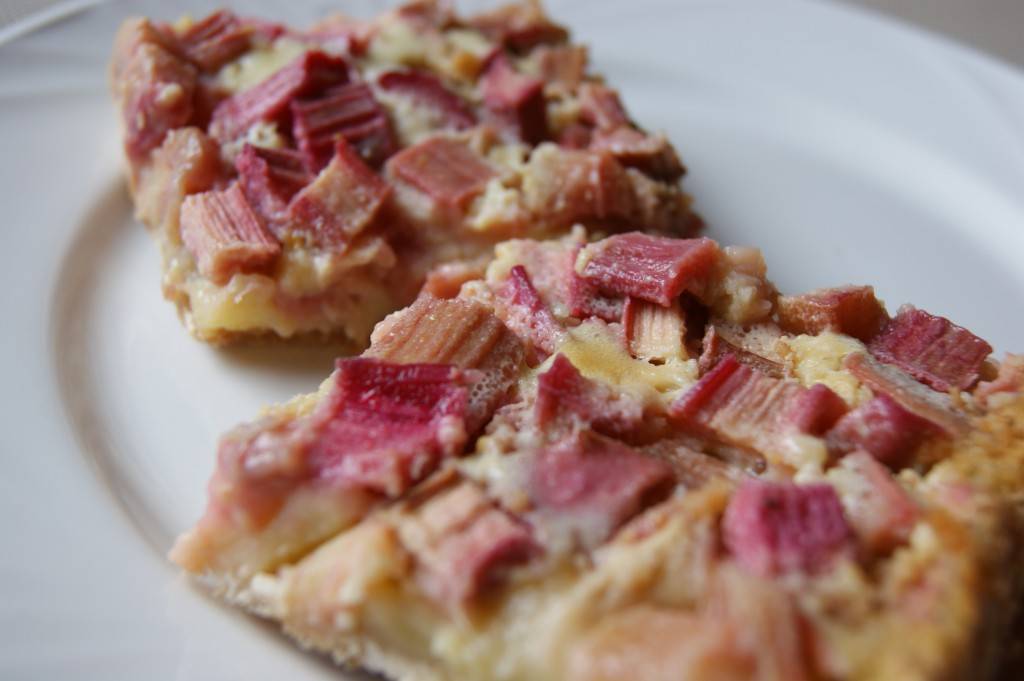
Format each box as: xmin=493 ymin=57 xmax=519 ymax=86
xmin=3 ymin=0 xmax=1024 ymax=678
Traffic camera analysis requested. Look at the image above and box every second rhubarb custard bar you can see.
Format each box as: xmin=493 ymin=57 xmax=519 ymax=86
xmin=109 ymin=0 xmax=699 ymax=344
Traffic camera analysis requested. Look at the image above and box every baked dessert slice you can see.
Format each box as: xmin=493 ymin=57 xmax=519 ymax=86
xmin=108 ymin=0 xmax=699 ymax=344
xmin=172 ymin=229 xmax=1024 ymax=681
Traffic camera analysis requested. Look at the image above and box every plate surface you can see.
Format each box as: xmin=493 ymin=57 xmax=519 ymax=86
xmin=3 ymin=0 xmax=1024 ymax=679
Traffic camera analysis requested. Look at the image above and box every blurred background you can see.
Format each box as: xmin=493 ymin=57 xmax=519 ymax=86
xmin=838 ymin=0 xmax=1024 ymax=67
xmin=1 ymin=0 xmax=1024 ymax=69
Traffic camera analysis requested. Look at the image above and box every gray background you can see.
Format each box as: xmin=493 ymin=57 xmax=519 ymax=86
xmin=1 ymin=1 xmax=1023 ymax=70
xmin=837 ymin=0 xmax=1024 ymax=68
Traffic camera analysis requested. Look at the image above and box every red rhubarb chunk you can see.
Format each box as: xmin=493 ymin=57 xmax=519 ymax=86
xmin=524 ymin=147 xmax=641 ymax=227
xmin=291 ymin=81 xmax=397 ymax=171
xmin=406 ymin=482 xmax=538 ymax=607
xmin=367 ymin=296 xmax=527 ymax=433
xmin=480 ymin=53 xmax=548 ymax=144
xmin=845 ymin=352 xmax=969 ymax=437
xmin=825 ymin=393 xmax=939 ymax=468
xmin=118 ymin=42 xmax=197 ymax=162
xmin=395 ymin=0 xmax=455 ymax=30
xmin=235 ymin=144 xmax=312 ymax=225
xmin=530 ymin=431 xmax=674 ymax=548
xmin=579 ymin=233 xmax=720 ymax=307
xmin=287 ymin=138 xmax=391 ymax=248
xmin=534 ymin=45 xmax=588 ymax=90
xmin=623 ymin=297 xmax=685 ymax=363
xmin=698 ymin=325 xmax=785 ymax=379
xmin=535 ymin=354 xmax=643 ymax=438
xmin=557 ymin=123 xmax=593 ymax=149
xmin=178 ymin=10 xmax=252 ymax=71
xmin=180 ymin=182 xmax=280 ymax=284
xmin=578 ymin=83 xmax=629 ymax=130
xmin=421 ymin=261 xmax=487 ymax=299
xmin=388 ymin=136 xmax=497 ymax=208
xmin=210 ymin=50 xmax=349 ymax=141
xmin=777 ymin=285 xmax=889 ymax=342
xmin=868 ymin=306 xmax=992 ymax=392
xmin=495 ymin=265 xmax=565 ymax=356
xmin=467 ymin=1 xmax=569 ymax=51
xmin=377 ymin=70 xmax=476 ymax=130
xmin=831 ymin=451 xmax=918 ymax=553
xmin=589 ymin=126 xmax=685 ymax=181
xmin=307 ymin=358 xmax=470 ymax=497
xmin=784 ymin=383 xmax=849 ymax=437
xmin=723 ymin=480 xmax=851 ymax=576
xmin=568 ymin=248 xmax=624 ymax=321
xmin=671 ymin=356 xmax=841 ymax=458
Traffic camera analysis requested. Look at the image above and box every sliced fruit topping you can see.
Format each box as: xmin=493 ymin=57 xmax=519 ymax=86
xmin=828 ymin=450 xmax=918 ymax=554
xmin=624 ymin=297 xmax=686 ymax=363
xmin=134 ymin=127 xmax=223 ymax=243
xmin=785 ymin=383 xmax=850 ymax=437
xmin=825 ymin=393 xmax=940 ymax=468
xmin=388 ymin=136 xmax=497 ymax=208
xmin=523 ymin=146 xmax=644 ymax=228
xmin=589 ymin=127 xmax=684 ymax=181
xmin=286 ymin=138 xmax=391 ymax=249
xmin=578 ymin=82 xmax=629 ymax=129
xmin=377 ymin=70 xmax=476 ymax=130
xmin=697 ymin=325 xmax=785 ymax=378
xmin=210 ymin=50 xmax=349 ymax=141
xmin=868 ymin=306 xmax=992 ymax=392
xmin=467 ymin=0 xmax=569 ymax=51
xmin=421 ymin=260 xmax=488 ymax=299
xmin=177 ymin=10 xmax=252 ymax=72
xmin=723 ymin=480 xmax=851 ymax=576
xmin=480 ymin=53 xmax=548 ymax=143
xmin=235 ymin=144 xmax=312 ymax=225
xmin=398 ymin=480 xmax=539 ymax=607
xmin=306 ymin=359 xmax=471 ymax=497
xmin=180 ymin=182 xmax=280 ymax=284
xmin=568 ymin=275 xmax=624 ymax=322
xmin=532 ymin=44 xmax=588 ymax=90
xmin=578 ymin=233 xmax=720 ymax=307
xmin=292 ymin=81 xmax=397 ymax=171
xmin=639 ymin=438 xmax=744 ymax=489
xmin=115 ymin=30 xmax=197 ymax=162
xmin=529 ymin=431 xmax=674 ymax=549
xmin=777 ymin=285 xmax=888 ymax=342
xmin=494 ymin=265 xmax=565 ymax=356
xmin=170 ymin=357 xmax=478 ymax=577
xmin=368 ymin=296 xmax=526 ymax=431
xmin=671 ymin=355 xmax=845 ymax=462
xmin=535 ymin=354 xmax=644 ymax=439
xmin=845 ymin=352 xmax=970 ymax=436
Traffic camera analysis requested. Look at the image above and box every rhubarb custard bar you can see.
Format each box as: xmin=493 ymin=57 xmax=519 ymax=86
xmin=172 ymin=230 xmax=1024 ymax=681
xmin=109 ymin=0 xmax=698 ymax=344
